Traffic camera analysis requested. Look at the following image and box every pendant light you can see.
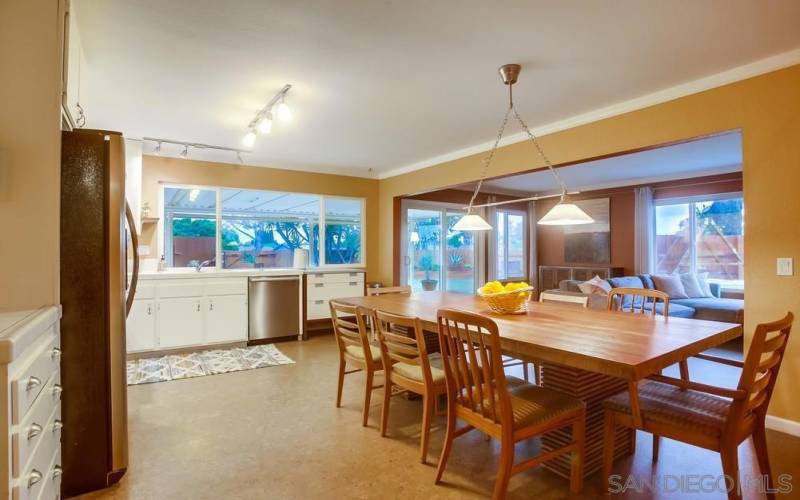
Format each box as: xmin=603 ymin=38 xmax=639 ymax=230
xmin=453 ymin=64 xmax=593 ymax=231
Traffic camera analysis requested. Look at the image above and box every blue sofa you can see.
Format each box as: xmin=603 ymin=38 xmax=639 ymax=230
xmin=555 ymin=274 xmax=744 ymax=324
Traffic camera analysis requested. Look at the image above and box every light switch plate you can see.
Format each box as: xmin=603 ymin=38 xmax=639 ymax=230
xmin=777 ymin=257 xmax=793 ymax=276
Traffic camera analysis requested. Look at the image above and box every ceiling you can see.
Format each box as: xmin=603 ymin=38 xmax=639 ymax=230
xmin=468 ymin=132 xmax=742 ymax=196
xmin=74 ymin=1 xmax=800 ymax=178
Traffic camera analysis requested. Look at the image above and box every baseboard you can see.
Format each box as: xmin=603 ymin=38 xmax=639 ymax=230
xmin=766 ymin=415 xmax=800 ymax=437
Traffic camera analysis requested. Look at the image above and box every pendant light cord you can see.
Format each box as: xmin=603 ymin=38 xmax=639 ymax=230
xmin=466 ymin=78 xmax=570 ymax=213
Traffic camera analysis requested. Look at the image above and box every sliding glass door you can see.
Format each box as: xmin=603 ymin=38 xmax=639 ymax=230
xmin=401 ymin=201 xmax=483 ymax=293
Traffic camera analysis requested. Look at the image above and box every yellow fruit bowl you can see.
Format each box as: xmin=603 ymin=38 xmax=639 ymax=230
xmin=477 ymin=285 xmax=534 ymax=315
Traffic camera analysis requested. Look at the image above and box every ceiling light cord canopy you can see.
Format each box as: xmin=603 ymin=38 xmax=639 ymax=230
xmin=453 ymin=64 xmax=594 ymax=231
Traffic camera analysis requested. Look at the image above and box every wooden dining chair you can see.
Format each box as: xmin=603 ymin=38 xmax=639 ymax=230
xmin=539 ymin=291 xmax=589 ymax=307
xmin=367 ymin=285 xmax=412 ymax=296
xmin=602 ymin=312 xmax=794 ymax=500
xmin=373 ymin=309 xmax=447 ymax=463
xmin=607 ymin=287 xmax=670 ymax=316
xmin=435 ymin=308 xmax=586 ymax=498
xmin=329 ymin=300 xmax=384 ymax=427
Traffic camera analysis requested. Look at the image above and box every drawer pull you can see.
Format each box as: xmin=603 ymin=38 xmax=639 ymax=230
xmin=27 ymin=469 xmax=42 ymax=489
xmin=314 ymin=283 xmax=324 ymax=288
xmin=51 ymin=347 xmax=62 ymax=360
xmin=27 ymin=423 xmax=43 ymax=440
xmin=26 ymin=376 xmax=42 ymax=391
xmin=314 ymin=300 xmax=324 ymax=305
xmin=349 ymin=282 xmax=358 ymax=286
xmin=52 ymin=465 xmax=63 ymax=479
xmin=53 ymin=419 xmax=64 ymax=433
xmin=52 ymin=384 xmax=63 ymax=396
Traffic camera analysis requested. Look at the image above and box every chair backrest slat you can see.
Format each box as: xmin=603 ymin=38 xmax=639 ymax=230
xmin=373 ymin=309 xmax=431 ymax=385
xmin=329 ymin=300 xmax=372 ymax=356
xmin=367 ymin=286 xmax=412 ymax=297
xmin=539 ymin=291 xmax=589 ymax=308
xmin=437 ymin=309 xmax=512 ymax=428
xmin=607 ymin=287 xmax=670 ymax=317
xmin=726 ymin=312 xmax=793 ymax=432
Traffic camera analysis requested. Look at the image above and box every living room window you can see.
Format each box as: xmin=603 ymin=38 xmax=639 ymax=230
xmin=654 ymin=193 xmax=744 ymax=289
xmin=495 ymin=209 xmax=527 ymax=280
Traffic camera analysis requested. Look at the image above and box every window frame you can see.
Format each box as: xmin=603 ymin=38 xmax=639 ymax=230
xmin=159 ymin=183 xmax=366 ymax=270
xmin=653 ymin=191 xmax=743 ymax=288
xmin=494 ymin=208 xmax=528 ymax=281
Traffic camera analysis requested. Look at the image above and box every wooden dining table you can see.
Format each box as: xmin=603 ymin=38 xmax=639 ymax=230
xmin=336 ymin=291 xmax=743 ymax=478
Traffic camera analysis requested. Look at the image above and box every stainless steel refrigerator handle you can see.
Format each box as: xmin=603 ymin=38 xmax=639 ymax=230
xmin=125 ymin=202 xmax=139 ymax=317
xmin=249 ymin=276 xmax=301 ymax=282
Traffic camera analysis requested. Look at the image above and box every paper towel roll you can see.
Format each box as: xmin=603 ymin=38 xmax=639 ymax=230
xmin=293 ymin=248 xmax=309 ymax=269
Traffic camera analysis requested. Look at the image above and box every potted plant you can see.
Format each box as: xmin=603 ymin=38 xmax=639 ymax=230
xmin=419 ymin=255 xmax=438 ymax=291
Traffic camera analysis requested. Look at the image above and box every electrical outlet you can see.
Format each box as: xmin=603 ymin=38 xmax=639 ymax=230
xmin=777 ymin=257 xmax=793 ymax=276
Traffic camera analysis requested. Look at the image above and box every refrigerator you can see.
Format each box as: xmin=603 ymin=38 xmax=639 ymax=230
xmin=60 ymin=129 xmax=139 ymax=496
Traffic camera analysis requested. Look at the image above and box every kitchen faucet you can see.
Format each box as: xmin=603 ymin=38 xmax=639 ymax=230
xmin=194 ymin=260 xmax=213 ymax=272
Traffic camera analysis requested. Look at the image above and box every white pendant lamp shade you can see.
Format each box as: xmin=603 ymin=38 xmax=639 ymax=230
xmin=452 ymin=213 xmax=493 ymax=231
xmin=537 ymin=201 xmax=594 ymax=225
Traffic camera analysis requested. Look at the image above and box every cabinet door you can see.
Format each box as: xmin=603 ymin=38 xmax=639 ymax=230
xmin=157 ymin=297 xmax=204 ymax=349
xmin=127 ymin=299 xmax=156 ymax=352
xmin=205 ymin=294 xmax=248 ymax=344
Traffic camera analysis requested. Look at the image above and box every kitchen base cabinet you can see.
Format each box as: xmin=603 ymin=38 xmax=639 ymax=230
xmin=156 ymin=297 xmax=204 ymax=349
xmin=205 ymin=295 xmax=248 ymax=344
xmin=126 ymin=299 xmax=155 ymax=352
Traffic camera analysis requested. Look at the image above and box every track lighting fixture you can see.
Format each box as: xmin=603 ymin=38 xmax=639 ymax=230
xmin=243 ymin=84 xmax=292 ymax=147
xmin=142 ymin=137 xmax=250 ymax=165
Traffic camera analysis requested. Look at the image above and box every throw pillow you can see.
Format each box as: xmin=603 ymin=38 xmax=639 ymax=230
xmin=608 ymin=276 xmax=644 ymax=289
xmin=652 ymin=274 xmax=689 ymax=299
xmin=695 ymin=272 xmax=714 ymax=298
xmin=578 ymin=275 xmax=611 ymax=295
xmin=638 ymin=274 xmax=656 ymax=289
xmin=679 ymin=272 xmax=706 ymax=298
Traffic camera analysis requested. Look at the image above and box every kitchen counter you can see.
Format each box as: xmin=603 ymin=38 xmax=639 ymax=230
xmin=137 ymin=268 xmax=366 ymax=280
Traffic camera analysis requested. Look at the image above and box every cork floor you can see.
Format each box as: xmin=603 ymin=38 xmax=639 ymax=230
xmin=78 ymin=335 xmax=800 ymax=500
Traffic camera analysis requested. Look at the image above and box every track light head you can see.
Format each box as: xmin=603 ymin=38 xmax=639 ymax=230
xmin=179 ymin=144 xmax=189 ymax=159
xmin=242 ymin=130 xmax=257 ymax=147
xmin=154 ymin=141 xmax=162 ymax=155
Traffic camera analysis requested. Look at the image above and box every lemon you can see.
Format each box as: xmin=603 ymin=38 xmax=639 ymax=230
xmin=481 ymin=281 xmax=505 ymax=294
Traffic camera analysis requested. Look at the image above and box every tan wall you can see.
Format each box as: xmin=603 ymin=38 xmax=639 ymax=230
xmin=377 ymin=65 xmax=800 ymax=423
xmin=0 ymin=1 xmax=65 ymax=309
xmin=140 ymin=155 xmax=380 ymax=279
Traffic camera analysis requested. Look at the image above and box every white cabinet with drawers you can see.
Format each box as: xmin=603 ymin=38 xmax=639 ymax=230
xmin=0 ymin=307 xmax=62 ymax=500
xmin=305 ymin=271 xmax=365 ymax=321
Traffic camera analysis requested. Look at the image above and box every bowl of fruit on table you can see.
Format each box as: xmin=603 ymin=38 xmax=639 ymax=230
xmin=477 ymin=281 xmax=534 ymax=315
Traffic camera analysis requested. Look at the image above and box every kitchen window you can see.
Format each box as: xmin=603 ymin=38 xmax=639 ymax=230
xmin=163 ymin=186 xmax=217 ymax=269
xmin=495 ymin=209 xmax=527 ymax=280
xmin=654 ymin=193 xmax=744 ymax=288
xmin=161 ymin=185 xmax=364 ymax=269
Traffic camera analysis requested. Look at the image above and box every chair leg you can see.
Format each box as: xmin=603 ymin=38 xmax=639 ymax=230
xmin=601 ymin=411 xmax=617 ymax=495
xmin=533 ymin=363 xmax=540 ymax=385
xmin=752 ymin=424 xmax=775 ymax=499
xmin=652 ymin=434 xmax=660 ymax=463
xmin=522 ymin=362 xmax=529 ymax=383
xmin=720 ymin=444 xmax=742 ymax=500
xmin=335 ymin=358 xmax=346 ymax=408
xmin=493 ymin=438 xmax=515 ymax=500
xmin=435 ymin=399 xmax=456 ymax=484
xmin=420 ymin=393 xmax=435 ymax=464
xmin=380 ymin=379 xmax=392 ymax=437
xmin=570 ymin=414 xmax=585 ymax=494
xmin=362 ymin=369 xmax=374 ymax=427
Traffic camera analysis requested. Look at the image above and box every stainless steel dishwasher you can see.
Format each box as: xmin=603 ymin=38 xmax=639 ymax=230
xmin=248 ymin=275 xmax=301 ymax=341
